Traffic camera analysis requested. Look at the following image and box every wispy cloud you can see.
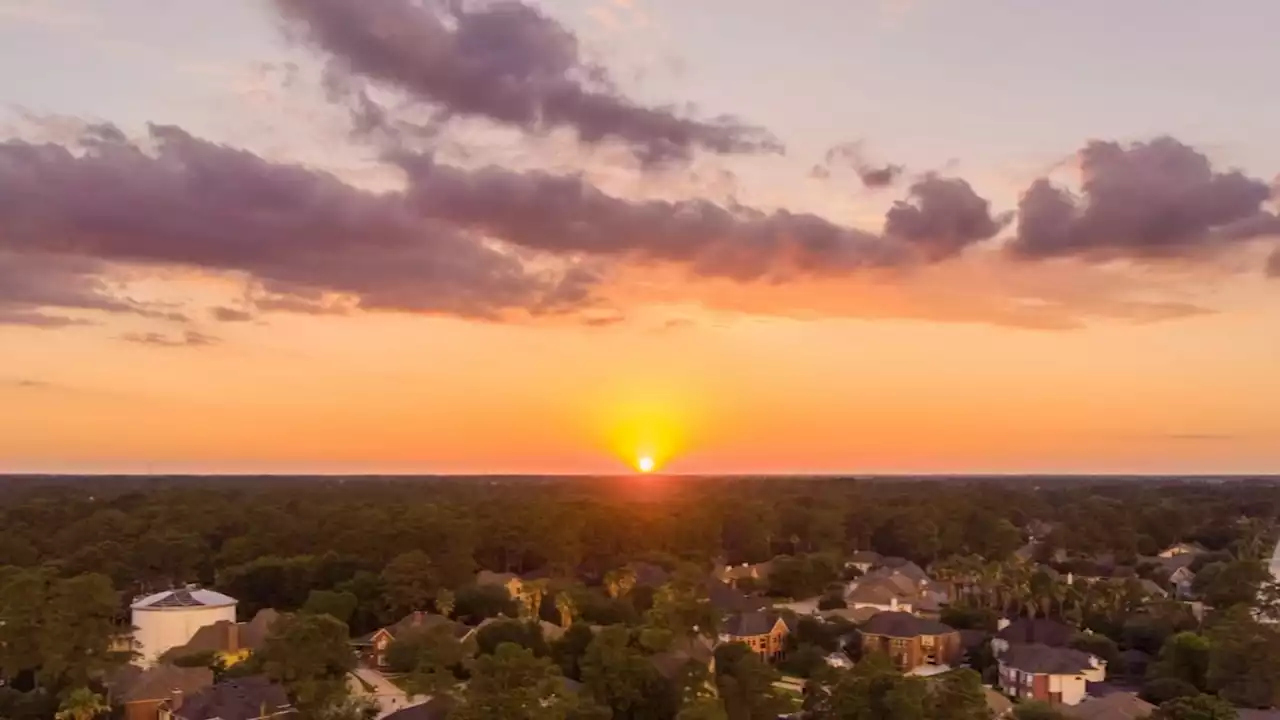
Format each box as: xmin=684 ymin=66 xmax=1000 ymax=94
xmin=120 ymin=330 xmax=221 ymax=348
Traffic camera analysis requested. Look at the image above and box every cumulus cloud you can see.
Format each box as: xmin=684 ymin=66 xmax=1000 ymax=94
xmin=0 ymin=250 xmax=183 ymax=327
xmin=396 ymin=153 xmax=909 ymax=281
xmin=272 ymin=0 xmax=781 ymax=163
xmin=1010 ymin=137 xmax=1277 ymax=261
xmin=883 ymin=174 xmax=1007 ymax=260
xmin=0 ymin=124 xmax=595 ymax=321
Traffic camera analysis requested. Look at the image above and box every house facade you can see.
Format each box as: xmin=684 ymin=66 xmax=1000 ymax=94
xmin=720 ymin=611 xmax=790 ymax=662
xmin=997 ymin=644 xmax=1105 ymax=706
xmin=352 ymin=612 xmax=467 ymax=669
xmin=859 ymin=612 xmax=961 ymax=673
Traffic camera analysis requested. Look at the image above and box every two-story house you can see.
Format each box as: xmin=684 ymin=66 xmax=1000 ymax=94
xmin=997 ymin=644 xmax=1106 ymax=706
xmin=352 ymin=611 xmax=470 ymax=669
xmin=720 ymin=611 xmax=792 ymax=662
xmin=858 ymin=612 xmax=961 ymax=673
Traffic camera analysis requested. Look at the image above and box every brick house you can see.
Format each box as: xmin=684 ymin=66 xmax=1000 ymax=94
xmin=997 ymin=644 xmax=1106 ymax=706
xmin=720 ymin=611 xmax=791 ymax=662
xmin=352 ymin=611 xmax=468 ymax=669
xmin=109 ymin=665 xmax=213 ymax=720
xmin=859 ymin=612 xmax=961 ymax=672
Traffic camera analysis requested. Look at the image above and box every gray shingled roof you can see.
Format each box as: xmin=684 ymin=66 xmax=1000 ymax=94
xmin=1000 ymin=644 xmax=1097 ymax=674
xmin=1064 ymin=692 xmax=1154 ymax=720
xmin=859 ymin=611 xmax=955 ymax=638
xmin=116 ymin=665 xmax=214 ymax=702
xmin=723 ymin=611 xmax=780 ymax=637
xmin=175 ymin=676 xmax=292 ymax=720
xmin=995 ymin=618 xmax=1075 ymax=647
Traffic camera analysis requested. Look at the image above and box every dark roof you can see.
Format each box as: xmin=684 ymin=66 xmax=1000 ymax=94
xmin=175 ymin=676 xmax=292 ymax=720
xmin=651 ymin=636 xmax=715 ymax=679
xmin=116 ymin=664 xmax=214 ymax=702
xmin=958 ymin=629 xmax=988 ymax=651
xmin=859 ymin=612 xmax=955 ymax=638
xmin=239 ymin=609 xmax=282 ymax=650
xmin=629 ymin=562 xmax=670 ymax=589
xmin=1064 ymin=692 xmax=1154 ymax=720
xmin=996 ymin=618 xmax=1075 ymax=647
xmin=1000 ymin=644 xmax=1097 ymax=675
xmin=173 ymin=621 xmax=238 ymax=657
xmin=367 ymin=612 xmax=469 ymax=643
xmin=877 ymin=559 xmax=929 ymax=583
xmin=706 ymin=579 xmax=768 ymax=613
xmin=384 ymin=697 xmax=455 ymax=720
xmin=723 ymin=611 xmax=782 ymax=637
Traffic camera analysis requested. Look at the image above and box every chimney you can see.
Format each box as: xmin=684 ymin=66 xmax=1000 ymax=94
xmin=889 ymin=597 xmax=898 ymax=611
xmin=170 ymin=689 xmax=184 ymax=713
xmin=1067 ymin=572 xmax=1074 ymax=585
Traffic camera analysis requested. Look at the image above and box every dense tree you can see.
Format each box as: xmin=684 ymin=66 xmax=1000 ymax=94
xmin=1195 ymin=560 xmax=1270 ymax=610
xmin=1150 ymin=632 xmax=1212 ymax=692
xmin=1150 ymin=694 xmax=1239 ymax=720
xmin=580 ymin=625 xmax=678 ymax=719
xmin=1011 ymin=700 xmax=1067 ymax=720
xmin=258 ymin=613 xmax=356 ymax=715
xmin=382 ymin=550 xmax=438 ymax=616
xmin=53 ymin=689 xmax=108 ymax=720
xmin=452 ymin=643 xmax=575 ymax=720
xmin=302 ymin=589 xmax=359 ymax=624
xmin=714 ymin=643 xmax=791 ymax=720
xmin=929 ymin=669 xmax=991 ymax=720
xmin=1206 ymin=610 xmax=1280 ymax=709
xmin=385 ymin=623 xmax=466 ymax=697
xmin=475 ymin=620 xmax=551 ymax=658
xmin=552 ymin=623 xmax=597 ymax=681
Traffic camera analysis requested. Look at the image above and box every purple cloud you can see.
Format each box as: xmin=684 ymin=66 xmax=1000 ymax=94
xmin=1268 ymin=247 xmax=1280 ymax=278
xmin=211 ymin=306 xmax=255 ymax=323
xmin=817 ymin=141 xmax=904 ymax=188
xmin=396 ymin=153 xmax=908 ymax=281
xmin=1010 ymin=137 xmax=1276 ymax=261
xmin=273 ymin=0 xmax=781 ymax=163
xmin=883 ymin=174 xmax=1007 ymax=260
xmin=0 ymin=124 xmax=594 ymax=321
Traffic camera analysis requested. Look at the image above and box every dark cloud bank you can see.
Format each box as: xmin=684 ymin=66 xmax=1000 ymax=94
xmin=2 ymin=0 xmax=1278 ymax=332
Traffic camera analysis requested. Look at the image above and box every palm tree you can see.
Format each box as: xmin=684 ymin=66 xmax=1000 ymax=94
xmin=604 ymin=569 xmax=622 ymax=599
xmin=522 ymin=579 xmax=549 ymax=620
xmin=435 ymin=588 xmax=455 ymax=619
xmin=617 ymin=567 xmax=637 ymax=599
xmin=56 ymin=689 xmax=108 ymax=720
xmin=554 ymin=591 xmax=577 ymax=628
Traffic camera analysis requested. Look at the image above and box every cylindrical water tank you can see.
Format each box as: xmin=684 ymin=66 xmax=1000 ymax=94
xmin=130 ymin=588 xmax=238 ymax=665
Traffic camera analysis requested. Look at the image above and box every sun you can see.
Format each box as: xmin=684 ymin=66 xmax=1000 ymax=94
xmin=636 ymin=455 xmax=656 ymax=473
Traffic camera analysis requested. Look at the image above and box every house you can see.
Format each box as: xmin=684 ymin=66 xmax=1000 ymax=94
xmin=858 ymin=612 xmax=961 ymax=673
xmin=1158 ymin=542 xmax=1208 ymax=558
xmin=721 ymin=611 xmax=792 ymax=662
xmin=475 ymin=570 xmax=524 ymax=599
xmin=651 ymin=634 xmax=717 ymax=685
xmin=714 ymin=559 xmax=775 ymax=589
xmin=165 ymin=676 xmax=293 ymax=720
xmin=352 ymin=611 xmax=470 ymax=669
xmin=846 ymin=551 xmax=882 ymax=573
xmin=162 ymin=609 xmax=282 ymax=667
xmin=1137 ymin=579 xmax=1168 ymax=599
xmin=993 ymin=618 xmax=1075 ymax=654
xmin=876 ymin=558 xmax=930 ymax=585
xmin=110 ymin=665 xmax=214 ymax=720
xmin=707 ymin=579 xmax=770 ymax=615
xmin=1063 ymin=692 xmax=1154 ymax=720
xmin=996 ymin=644 xmax=1106 ymax=706
xmin=819 ymin=606 xmax=883 ymax=625
xmin=1168 ymin=566 xmax=1196 ymax=597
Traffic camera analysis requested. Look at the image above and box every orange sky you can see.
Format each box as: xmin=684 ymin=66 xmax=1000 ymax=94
xmin=4 ymin=273 xmax=1279 ymax=474
xmin=3 ymin=0 xmax=1280 ymax=475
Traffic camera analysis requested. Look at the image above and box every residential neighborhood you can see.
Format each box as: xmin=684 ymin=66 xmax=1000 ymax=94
xmin=1 ymin=477 xmax=1278 ymax=720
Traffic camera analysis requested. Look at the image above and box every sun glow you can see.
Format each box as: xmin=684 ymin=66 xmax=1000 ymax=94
xmin=636 ymin=455 xmax=656 ymax=473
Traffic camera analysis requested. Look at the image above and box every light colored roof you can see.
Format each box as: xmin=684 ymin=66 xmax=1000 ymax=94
xmin=132 ymin=589 xmax=237 ymax=610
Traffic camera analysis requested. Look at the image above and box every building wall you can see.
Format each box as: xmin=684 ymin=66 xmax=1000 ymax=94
xmin=132 ymin=604 xmax=238 ymax=666
xmin=997 ymin=664 xmax=1090 ymax=706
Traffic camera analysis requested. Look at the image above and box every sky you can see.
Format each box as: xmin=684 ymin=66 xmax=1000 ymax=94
xmin=2 ymin=0 xmax=1279 ymax=475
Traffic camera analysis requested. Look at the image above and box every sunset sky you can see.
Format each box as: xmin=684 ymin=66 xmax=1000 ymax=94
xmin=2 ymin=0 xmax=1279 ymax=475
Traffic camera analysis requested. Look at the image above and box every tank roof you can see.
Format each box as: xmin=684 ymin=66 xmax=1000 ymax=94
xmin=131 ymin=588 xmax=237 ymax=610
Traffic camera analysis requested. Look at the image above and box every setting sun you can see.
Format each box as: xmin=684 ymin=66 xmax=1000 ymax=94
xmin=636 ymin=455 xmax=656 ymax=473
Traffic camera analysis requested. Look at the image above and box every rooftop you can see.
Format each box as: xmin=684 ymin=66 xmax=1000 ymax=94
xmin=1000 ymin=644 xmax=1098 ymax=675
xmin=132 ymin=588 xmax=237 ymax=610
xmin=860 ymin=611 xmax=955 ymax=638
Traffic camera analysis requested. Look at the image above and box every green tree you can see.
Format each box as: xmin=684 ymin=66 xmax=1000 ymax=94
xmin=385 ymin=624 xmax=465 ymax=698
xmin=435 ymin=588 xmax=456 ymax=619
xmin=452 ymin=643 xmax=574 ymax=720
xmin=551 ymin=622 xmax=597 ymax=681
xmin=714 ymin=643 xmax=790 ymax=720
xmin=381 ymin=551 xmax=437 ymax=615
xmin=1206 ymin=610 xmax=1280 ymax=708
xmin=930 ymin=668 xmax=992 ymax=720
xmin=39 ymin=573 xmax=125 ymax=690
xmin=1150 ymin=632 xmax=1212 ymax=692
xmin=676 ymin=696 xmax=730 ymax=720
xmin=53 ymin=688 xmax=108 ymax=720
xmin=258 ymin=613 xmax=356 ymax=714
xmin=580 ymin=625 xmax=676 ymax=719
xmin=1150 ymin=694 xmax=1238 ymax=720
xmin=302 ymin=589 xmax=359 ymax=624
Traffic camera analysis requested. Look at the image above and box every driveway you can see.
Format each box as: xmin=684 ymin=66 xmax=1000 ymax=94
xmin=350 ymin=666 xmax=424 ymax=719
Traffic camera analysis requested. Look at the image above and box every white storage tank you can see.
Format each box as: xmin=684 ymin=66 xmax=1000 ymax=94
xmin=130 ymin=588 xmax=238 ymax=665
